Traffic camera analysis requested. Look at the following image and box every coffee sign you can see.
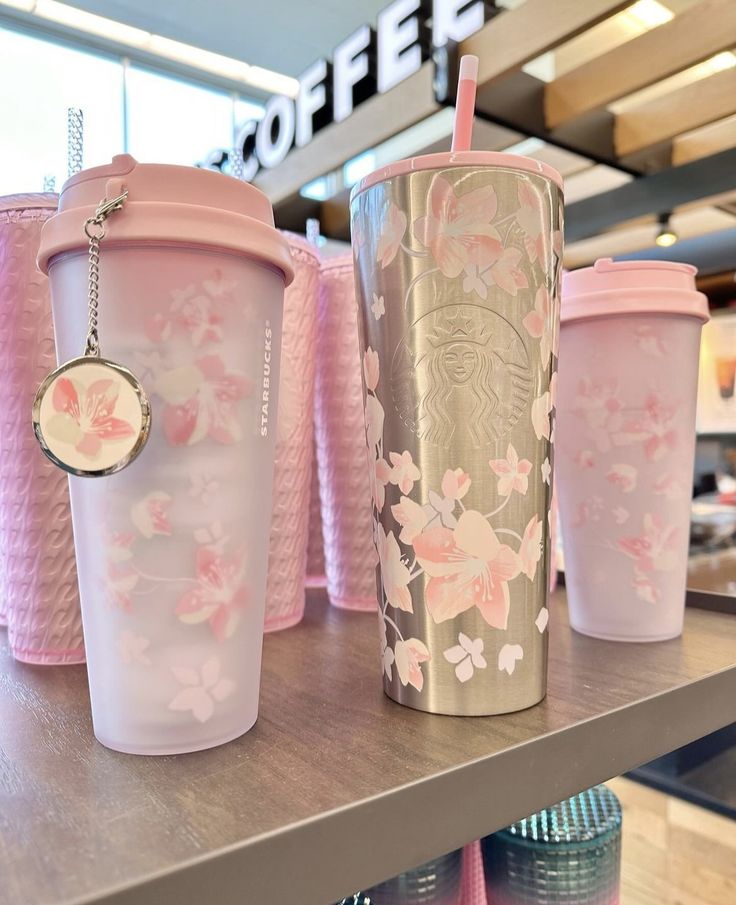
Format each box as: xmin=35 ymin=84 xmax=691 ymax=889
xmin=204 ymin=0 xmax=491 ymax=179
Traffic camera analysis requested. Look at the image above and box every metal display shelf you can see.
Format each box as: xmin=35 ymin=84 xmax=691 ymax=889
xmin=1 ymin=588 xmax=735 ymax=905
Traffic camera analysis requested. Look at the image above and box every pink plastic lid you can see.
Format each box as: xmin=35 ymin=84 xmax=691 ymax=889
xmin=350 ymin=151 xmax=563 ymax=202
xmin=562 ymin=258 xmax=709 ymax=324
xmin=38 ymin=155 xmax=293 ymax=285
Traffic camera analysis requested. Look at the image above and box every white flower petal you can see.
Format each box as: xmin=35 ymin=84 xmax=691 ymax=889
xmin=443 ymin=644 xmax=466 ymax=664
xmin=535 ymin=607 xmax=549 ymax=633
xmin=455 ymin=656 xmax=474 ymax=683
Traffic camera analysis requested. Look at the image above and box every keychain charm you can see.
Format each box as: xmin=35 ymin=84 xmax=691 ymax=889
xmin=33 ymin=191 xmax=151 ymax=477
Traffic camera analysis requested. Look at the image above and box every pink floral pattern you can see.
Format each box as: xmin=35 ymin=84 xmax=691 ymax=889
xmin=376 ymin=200 xmax=407 ymax=268
xmin=388 ymin=450 xmax=421 ymax=495
xmin=413 ymin=176 xmax=500 ymax=278
xmin=413 ymin=510 xmax=521 ymax=628
xmin=489 ymin=444 xmax=532 ymax=496
xmin=130 ymin=491 xmax=172 ymax=538
xmin=519 ymin=515 xmax=543 ymax=581
xmin=517 ymin=181 xmax=546 ymax=265
xmin=443 ymin=633 xmax=487 ymax=683
xmin=394 ymin=637 xmax=430 ymax=691
xmin=363 ymin=347 xmax=380 ymax=391
xmin=606 ymin=463 xmax=637 ymax=494
xmin=573 ymin=379 xmax=623 ymax=452
xmin=615 ymin=393 xmax=678 ymax=462
xmin=47 ymin=376 xmax=136 ymax=460
xmin=155 ymin=355 xmax=251 ymax=446
xmin=377 ymin=523 xmax=413 ymax=612
xmin=522 ymin=286 xmax=554 ymax=367
xmin=391 ymin=495 xmax=429 ymax=544
xmin=176 ymin=546 xmax=248 ymax=641
xmin=168 ymin=656 xmax=235 ymax=723
xmin=462 ymin=243 xmax=528 ymax=298
xmin=618 ymin=513 xmax=679 ymax=603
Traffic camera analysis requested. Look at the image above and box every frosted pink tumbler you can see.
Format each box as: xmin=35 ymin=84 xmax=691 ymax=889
xmin=0 ymin=194 xmax=83 ymax=665
xmin=556 ymin=259 xmax=708 ymax=641
xmin=315 ymin=256 xmax=377 ymax=611
xmin=38 ymin=156 xmax=293 ymax=753
xmin=264 ymin=234 xmax=319 ymax=631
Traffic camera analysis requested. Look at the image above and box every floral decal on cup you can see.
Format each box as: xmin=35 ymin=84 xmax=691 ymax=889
xmin=168 ymin=656 xmax=235 ymax=723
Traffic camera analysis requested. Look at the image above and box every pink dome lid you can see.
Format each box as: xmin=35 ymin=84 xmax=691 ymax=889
xmin=38 ymin=155 xmax=293 ymax=285
xmin=562 ymin=258 xmax=709 ymax=324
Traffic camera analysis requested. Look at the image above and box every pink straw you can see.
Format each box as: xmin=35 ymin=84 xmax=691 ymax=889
xmin=451 ymin=55 xmax=479 ymax=153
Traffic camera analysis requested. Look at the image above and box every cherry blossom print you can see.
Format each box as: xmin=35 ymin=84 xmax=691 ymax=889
xmin=364 ymin=393 xmax=385 ymax=452
xmin=531 ymin=391 xmax=552 ymax=441
xmin=377 ymin=524 xmax=413 ymax=612
xmin=170 ymin=290 xmax=224 ymax=347
xmin=654 ymin=473 xmax=686 ymax=500
xmin=462 ymin=242 xmax=529 ymax=299
xmin=489 ymin=444 xmax=533 ymax=496
xmin=633 ymin=572 xmax=660 ymax=604
xmin=118 ymin=630 xmax=151 ymax=665
xmin=391 ymin=495 xmax=429 ymax=544
xmin=443 ymin=633 xmax=487 ymax=683
xmin=516 ymin=180 xmax=546 ymax=265
xmin=371 ymin=293 xmax=386 ymax=320
xmin=363 ymin=346 xmax=380 ymax=392
xmin=202 ymin=270 xmax=236 ymax=299
xmin=388 ymin=450 xmax=421 ymax=495
xmin=541 ymin=458 xmax=551 ymax=485
xmin=413 ymin=176 xmax=500 ymax=278
xmin=107 ymin=533 xmax=137 ymax=611
xmin=130 ymin=491 xmax=172 ymax=539
xmin=370 ymin=457 xmax=392 ymax=511
xmin=618 ymin=513 xmax=678 ymax=575
xmin=522 ymin=286 xmax=554 ymax=367
xmin=519 ymin=514 xmax=543 ymax=581
xmin=189 ymin=472 xmax=219 ymax=505
xmin=573 ymin=379 xmax=623 ymax=452
xmin=379 ymin=617 xmax=395 ymax=680
xmin=377 ymin=200 xmax=407 ymax=268
xmin=574 ymin=496 xmax=605 ymax=527
xmin=176 ymin=546 xmax=248 ymax=641
xmin=168 ymin=656 xmax=235 ymax=724
xmin=155 ymin=355 xmax=251 ymax=447
xmin=535 ymin=607 xmax=549 ymax=633
xmin=498 ymin=643 xmax=523 ymax=676
xmin=575 ymin=449 xmax=595 ymax=469
xmin=394 ymin=637 xmax=430 ymax=692
xmin=606 ymin=463 xmax=637 ymax=494
xmin=615 ymin=393 xmax=678 ymax=462
xmin=427 ymin=489 xmax=457 ymax=529
xmin=46 ymin=376 xmax=136 ymax=460
xmin=634 ymin=325 xmax=667 ymax=358
xmin=613 ymin=507 xmax=630 ymax=525
xmin=413 ymin=509 xmax=521 ymax=628
xmin=441 ymin=467 xmax=471 ymax=501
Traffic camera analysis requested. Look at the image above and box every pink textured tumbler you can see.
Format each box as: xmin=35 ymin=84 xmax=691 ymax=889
xmin=38 ymin=156 xmax=293 ymax=753
xmin=556 ymin=259 xmax=708 ymax=641
xmin=0 ymin=194 xmax=83 ymax=665
xmin=315 ymin=256 xmax=377 ymax=611
xmin=264 ymin=234 xmax=319 ymax=631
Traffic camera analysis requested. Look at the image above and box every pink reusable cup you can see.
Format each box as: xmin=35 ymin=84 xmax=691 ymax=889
xmin=264 ymin=234 xmax=319 ymax=631
xmin=556 ymin=259 xmax=708 ymax=641
xmin=0 ymin=194 xmax=84 ymax=665
xmin=38 ymin=156 xmax=293 ymax=753
xmin=314 ymin=255 xmax=377 ymax=611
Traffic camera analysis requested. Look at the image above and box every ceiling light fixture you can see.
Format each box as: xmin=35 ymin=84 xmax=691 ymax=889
xmin=623 ymin=0 xmax=674 ymax=30
xmin=0 ymin=0 xmax=299 ymax=96
xmin=655 ymin=212 xmax=678 ymax=247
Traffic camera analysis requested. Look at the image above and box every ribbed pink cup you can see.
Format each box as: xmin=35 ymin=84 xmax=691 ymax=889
xmin=315 ymin=256 xmax=377 ymax=611
xmin=556 ymin=258 xmax=708 ymax=641
xmin=0 ymin=194 xmax=84 ymax=665
xmin=264 ymin=234 xmax=319 ymax=631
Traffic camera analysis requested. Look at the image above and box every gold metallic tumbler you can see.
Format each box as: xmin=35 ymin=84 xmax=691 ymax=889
xmin=351 ymin=154 xmax=563 ymax=715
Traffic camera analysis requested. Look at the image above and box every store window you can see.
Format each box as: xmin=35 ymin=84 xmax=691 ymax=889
xmin=0 ymin=24 xmax=264 ymax=195
xmin=125 ymin=65 xmax=234 ymax=166
xmin=0 ymin=26 xmax=124 ymax=194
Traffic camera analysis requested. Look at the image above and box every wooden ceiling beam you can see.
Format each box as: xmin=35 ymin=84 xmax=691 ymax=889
xmin=615 ymin=67 xmax=736 ymax=156
xmin=545 ymin=0 xmax=736 ymax=129
xmin=462 ymin=0 xmax=631 ymax=84
xmin=673 ymin=115 xmax=736 ymax=166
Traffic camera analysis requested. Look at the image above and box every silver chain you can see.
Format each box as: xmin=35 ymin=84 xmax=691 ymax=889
xmin=83 ymin=191 xmax=128 ymax=357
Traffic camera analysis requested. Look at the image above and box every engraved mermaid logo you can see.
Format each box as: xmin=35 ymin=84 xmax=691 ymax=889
xmin=391 ymin=305 xmax=532 ymax=448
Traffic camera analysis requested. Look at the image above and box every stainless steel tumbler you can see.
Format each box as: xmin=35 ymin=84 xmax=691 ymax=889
xmin=351 ymin=151 xmax=563 ymax=715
